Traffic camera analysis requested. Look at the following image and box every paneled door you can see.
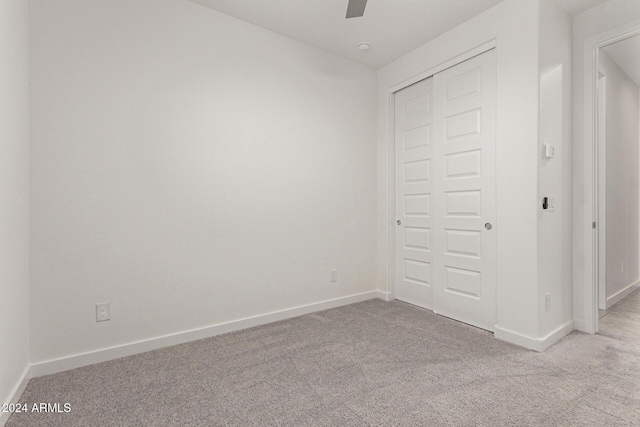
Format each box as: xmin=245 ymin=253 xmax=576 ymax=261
xmin=431 ymin=49 xmax=497 ymax=332
xmin=394 ymin=77 xmax=434 ymax=310
xmin=394 ymin=49 xmax=496 ymax=331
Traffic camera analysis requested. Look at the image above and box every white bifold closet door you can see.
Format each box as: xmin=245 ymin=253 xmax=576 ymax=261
xmin=395 ymin=49 xmax=497 ymax=332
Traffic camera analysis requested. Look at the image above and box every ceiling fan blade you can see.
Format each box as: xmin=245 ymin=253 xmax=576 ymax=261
xmin=346 ymin=0 xmax=367 ymax=18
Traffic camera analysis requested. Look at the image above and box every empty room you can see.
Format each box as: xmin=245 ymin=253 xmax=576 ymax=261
xmin=2 ymin=0 xmax=640 ymax=425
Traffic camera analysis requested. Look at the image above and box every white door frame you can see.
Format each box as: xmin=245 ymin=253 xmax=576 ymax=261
xmin=387 ymin=40 xmax=496 ymax=301
xmin=580 ymin=22 xmax=640 ymax=334
xmin=597 ymin=70 xmax=607 ymax=311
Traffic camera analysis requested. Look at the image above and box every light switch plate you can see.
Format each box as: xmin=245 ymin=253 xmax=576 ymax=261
xmin=543 ymin=144 xmax=555 ymax=159
xmin=545 ymin=196 xmax=555 ymax=212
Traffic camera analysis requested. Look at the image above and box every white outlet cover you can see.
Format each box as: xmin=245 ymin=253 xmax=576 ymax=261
xmin=96 ymin=303 xmax=111 ymax=322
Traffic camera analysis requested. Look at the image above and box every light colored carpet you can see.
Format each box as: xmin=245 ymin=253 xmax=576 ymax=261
xmin=8 ymin=290 xmax=640 ymax=426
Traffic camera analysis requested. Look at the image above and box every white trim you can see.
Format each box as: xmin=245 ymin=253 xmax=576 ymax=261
xmin=376 ymin=291 xmax=395 ymax=302
xmin=597 ymin=70 xmax=607 ymax=311
xmin=0 ymin=365 xmax=31 ymax=427
xmin=495 ymin=321 xmax=574 ymax=352
xmin=375 ymin=290 xmax=393 ymax=302
xmin=539 ymin=320 xmax=575 ymax=352
xmin=606 ymin=280 xmax=640 ymax=309
xmin=387 ymin=88 xmax=396 ymax=300
xmin=494 ymin=326 xmax=539 ymax=351
xmin=577 ymin=20 xmax=640 ymax=335
xmin=388 ymin=40 xmax=496 ymax=94
xmin=30 ymin=291 xmax=378 ymax=378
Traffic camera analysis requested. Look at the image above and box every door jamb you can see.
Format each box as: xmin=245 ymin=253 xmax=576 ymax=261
xmin=597 ymin=71 xmax=606 ymax=311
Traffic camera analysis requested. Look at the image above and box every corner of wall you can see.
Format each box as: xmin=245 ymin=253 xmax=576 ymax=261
xmin=0 ymin=367 xmax=31 ymax=427
xmin=537 ymin=0 xmax=574 ymax=344
xmin=29 ymin=0 xmax=378 ymax=365
xmin=0 ymin=0 xmax=31 ymax=419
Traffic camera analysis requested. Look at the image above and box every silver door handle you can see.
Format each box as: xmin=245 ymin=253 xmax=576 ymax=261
xmin=397 ymin=220 xmax=402 ymax=225
xmin=485 ymin=223 xmax=492 ymax=230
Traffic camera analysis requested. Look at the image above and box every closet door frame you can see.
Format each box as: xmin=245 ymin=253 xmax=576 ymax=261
xmin=387 ymin=40 xmax=496 ymax=303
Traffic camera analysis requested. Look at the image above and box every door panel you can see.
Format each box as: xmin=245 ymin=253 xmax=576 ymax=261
xmin=395 ymin=78 xmax=433 ymax=309
xmin=394 ymin=50 xmax=496 ymax=331
xmin=432 ymin=49 xmax=497 ymax=332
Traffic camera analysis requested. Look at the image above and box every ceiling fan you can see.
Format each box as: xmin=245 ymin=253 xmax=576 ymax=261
xmin=346 ymin=0 xmax=368 ymax=18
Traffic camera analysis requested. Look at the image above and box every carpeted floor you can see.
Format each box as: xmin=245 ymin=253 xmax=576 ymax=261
xmin=8 ymin=290 xmax=640 ymax=426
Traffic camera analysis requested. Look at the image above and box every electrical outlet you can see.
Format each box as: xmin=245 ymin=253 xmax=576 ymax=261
xmin=622 ymin=262 xmax=625 ymax=274
xmin=330 ymin=269 xmax=338 ymax=283
xmin=96 ymin=303 xmax=111 ymax=322
xmin=545 ymin=293 xmax=551 ymax=312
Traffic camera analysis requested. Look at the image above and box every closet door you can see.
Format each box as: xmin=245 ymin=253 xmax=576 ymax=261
xmin=431 ymin=49 xmax=497 ymax=332
xmin=394 ymin=77 xmax=434 ymax=310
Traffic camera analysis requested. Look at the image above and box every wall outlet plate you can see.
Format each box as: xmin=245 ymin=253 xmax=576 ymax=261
xmin=330 ymin=269 xmax=338 ymax=283
xmin=545 ymin=293 xmax=551 ymax=312
xmin=96 ymin=303 xmax=111 ymax=322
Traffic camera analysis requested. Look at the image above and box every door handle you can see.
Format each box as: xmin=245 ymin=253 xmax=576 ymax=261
xmin=485 ymin=223 xmax=492 ymax=230
xmin=397 ymin=220 xmax=402 ymax=225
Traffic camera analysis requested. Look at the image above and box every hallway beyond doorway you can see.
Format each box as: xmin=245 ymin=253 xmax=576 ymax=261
xmin=599 ymin=287 xmax=640 ymax=320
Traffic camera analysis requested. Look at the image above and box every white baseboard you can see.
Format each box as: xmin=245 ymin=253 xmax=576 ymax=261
xmin=375 ymin=290 xmax=392 ymax=301
xmin=30 ymin=291 xmax=378 ymax=378
xmin=495 ymin=320 xmax=574 ymax=352
xmin=539 ymin=320 xmax=574 ymax=351
xmin=494 ymin=326 xmax=540 ymax=351
xmin=606 ymin=280 xmax=640 ymax=309
xmin=0 ymin=365 xmax=31 ymax=427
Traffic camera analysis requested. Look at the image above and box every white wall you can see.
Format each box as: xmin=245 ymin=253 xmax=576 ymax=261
xmin=377 ymin=0 xmax=544 ymax=349
xmin=0 ymin=0 xmax=30 ymax=418
xmin=572 ymin=0 xmax=640 ymax=332
xmin=600 ymin=51 xmax=640 ymax=303
xmin=30 ymin=0 xmax=377 ymax=365
xmin=538 ymin=0 xmax=573 ymax=342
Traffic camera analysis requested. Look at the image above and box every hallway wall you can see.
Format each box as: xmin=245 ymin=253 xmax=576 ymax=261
xmin=600 ymin=51 xmax=640 ymax=306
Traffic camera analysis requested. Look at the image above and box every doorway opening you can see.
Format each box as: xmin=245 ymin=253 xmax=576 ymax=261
xmin=594 ymin=32 xmax=640 ymax=331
